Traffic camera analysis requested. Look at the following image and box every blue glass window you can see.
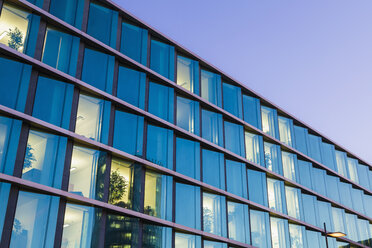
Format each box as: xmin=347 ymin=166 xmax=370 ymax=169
xmin=264 ymin=142 xmax=283 ymax=175
xmin=317 ymin=201 xmax=333 ymax=232
xmin=0 ymin=3 xmax=40 ymax=56
xmin=302 ymin=194 xmax=319 ymax=227
xmin=49 ymin=0 xmax=84 ymax=28
xmin=345 ymin=213 xmax=359 ymax=242
xmin=226 ymin=159 xmax=247 ymax=198
xmin=289 ymin=224 xmax=306 ymax=248
xmin=351 ymin=188 xmax=366 ymax=215
xmin=334 ymin=150 xmax=349 ymax=178
xmin=144 ymin=170 xmax=173 ymax=221
xmin=142 ymin=223 xmax=172 ymax=248
xmin=113 ymin=110 xmax=144 ymax=156
xmin=357 ymin=163 xmax=371 ymax=190
xmin=177 ymin=55 xmax=199 ymax=94
xmin=247 ymin=169 xmax=268 ymax=206
xmin=346 ymin=157 xmax=359 ymax=184
xmin=307 ymin=134 xmax=322 ymax=162
xmin=105 ymin=214 xmax=139 ymax=247
xmin=32 ymin=76 xmax=73 ymax=129
xmin=121 ymin=22 xmax=148 ymax=65
xmin=242 ymin=94 xmax=261 ymax=129
xmin=68 ymin=146 xmax=106 ymax=200
xmin=150 ymin=39 xmax=175 ymax=80
xmin=201 ymin=109 xmax=223 ymax=146
xmin=227 ymin=201 xmax=250 ymax=244
xmin=305 ymin=230 xmax=322 ymax=248
xmin=75 ymin=93 xmax=111 ymax=144
xmin=331 ymin=207 xmax=346 ymax=234
xmin=62 ymin=203 xmax=101 ymax=247
xmin=0 ymin=56 xmax=31 ymax=112
xmin=320 ymin=142 xmax=337 ymax=171
xmin=250 ymin=210 xmax=271 ymax=248
xmin=282 ymin=151 xmax=298 ymax=182
xmin=201 ymin=69 xmax=222 ymax=107
xmin=278 ymin=116 xmax=294 ymax=147
xmin=224 ymin=121 xmax=245 ymax=157
xmin=203 ymin=192 xmax=227 ymax=237
xmin=245 ymin=131 xmax=264 ymax=165
xmin=267 ymin=178 xmax=287 ymax=214
xmin=338 ymin=182 xmax=353 ymax=211
xmin=312 ymin=167 xmax=327 ymax=196
xmin=202 ymin=149 xmax=225 ymax=190
xmin=22 ymin=129 xmax=67 ymax=188
xmin=176 ymin=96 xmax=200 ymax=135
xmin=0 ymin=183 xmax=10 ymax=239
xmin=175 ymin=182 xmax=201 ymax=230
xmin=325 ymin=175 xmax=340 ymax=203
xmin=117 ymin=66 xmax=146 ymax=109
xmin=222 ymin=82 xmax=242 ymax=118
xmin=261 ymin=106 xmax=279 ymax=139
xmin=87 ymin=2 xmax=118 ymax=47
xmin=0 ymin=116 xmax=22 ymax=175
xmin=42 ymin=27 xmax=79 ymax=76
xmin=146 ymin=124 xmax=173 ymax=169
xmin=82 ymin=48 xmax=114 ymax=93
xmin=356 ymin=218 xmax=371 ymax=246
xmin=175 ymin=233 xmax=201 ymax=247
xmin=176 ymin=137 xmax=200 ymax=180
xmin=297 ymin=160 xmax=313 ymax=190
xmin=270 ymin=217 xmax=290 ymax=248
xmin=285 ymin=186 xmax=302 ymax=220
xmin=148 ymin=82 xmax=174 ymax=123
xmin=293 ymin=125 xmax=309 ymax=155
xmin=203 ymin=241 xmax=227 ymax=248
xmin=26 ymin=0 xmax=43 ymax=8
xmin=10 ymin=191 xmax=59 ymax=248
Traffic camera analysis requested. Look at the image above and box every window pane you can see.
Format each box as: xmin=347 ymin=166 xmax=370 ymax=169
xmin=345 ymin=213 xmax=359 ymax=242
xmin=244 ymin=131 xmax=264 ymax=166
xmin=351 ymin=188 xmax=365 ymax=215
xmin=22 ymin=129 xmax=67 ymax=188
xmin=68 ymin=146 xmax=106 ymax=200
xmin=117 ymin=66 xmax=146 ymax=109
xmin=247 ymin=169 xmax=268 ymax=206
xmin=293 ymin=125 xmax=309 ymax=155
xmin=346 ymin=157 xmax=359 ymax=184
xmin=76 ymin=94 xmax=111 ymax=144
xmin=113 ymin=110 xmax=144 ymax=156
xmin=104 ymin=214 xmax=139 ymax=247
xmin=302 ymin=194 xmax=319 ymax=227
xmin=109 ymin=158 xmax=141 ymax=211
xmin=267 ymin=178 xmax=287 ymax=214
xmin=264 ymin=142 xmax=283 ymax=175
xmin=0 ymin=56 xmax=31 ymax=112
xmin=331 ymin=207 xmax=346 ymax=234
xmin=201 ymin=69 xmax=222 ymax=107
xmin=270 ymin=217 xmax=290 ymax=248
xmin=62 ymin=203 xmax=101 ymax=248
xmin=32 ymin=76 xmax=74 ymax=129
xmin=357 ymin=163 xmax=370 ymax=190
xmin=289 ymin=224 xmax=306 ymax=248
xmin=317 ymin=201 xmax=333 ymax=232
xmin=250 ymin=209 xmax=271 ymax=248
xmin=201 ymin=109 xmax=223 ymax=146
xmin=175 ymin=182 xmax=201 ymax=230
xmin=203 ymin=240 xmax=227 ymax=248
xmin=297 ymin=160 xmax=313 ymax=190
xmin=146 ymin=125 xmax=173 ymax=169
xmin=261 ymin=106 xmax=278 ymax=138
xmin=42 ymin=27 xmax=79 ymax=76
xmin=175 ymin=232 xmax=201 ymax=248
xmin=0 ymin=183 xmax=10 ymax=238
xmin=320 ymin=142 xmax=337 ymax=171
xmin=222 ymin=82 xmax=242 ymax=119
xmin=82 ymin=48 xmax=114 ymax=93
xmin=325 ymin=175 xmax=340 ymax=203
xmin=224 ymin=121 xmax=245 ymax=157
xmin=121 ymin=22 xmax=148 ymax=65
xmin=150 ymin=39 xmax=175 ymax=80
xmin=312 ymin=167 xmax=327 ymax=196
xmin=148 ymin=82 xmax=174 ymax=123
xmin=338 ymin=182 xmax=352 ymax=209
xmin=242 ymin=95 xmax=261 ymax=129
xmin=202 ymin=149 xmax=225 ymax=190
xmin=305 ymin=230 xmax=321 ymax=248
xmin=144 ymin=170 xmax=173 ymax=221
xmin=227 ymin=201 xmax=250 ymax=244
xmin=0 ymin=3 xmax=40 ymax=56
xmin=226 ymin=159 xmax=247 ymax=198
xmin=142 ymin=223 xmax=172 ymax=248
xmin=87 ymin=2 xmax=117 ymax=47
xmin=0 ymin=116 xmax=22 ymax=175
xmin=49 ymin=0 xmax=84 ymax=28
xmin=307 ymin=134 xmax=322 ymax=162
xmin=356 ymin=218 xmax=371 ymax=246
xmin=335 ymin=150 xmax=349 ymax=178
xmin=177 ymin=55 xmax=199 ymax=94
xmin=203 ymin=192 xmax=227 ymax=237
xmin=282 ymin=151 xmax=298 ymax=182
xmin=10 ymin=191 xmax=59 ymax=248
xmin=278 ymin=116 xmax=294 ymax=147
xmin=285 ymin=186 xmax=302 ymax=220
xmin=176 ymin=137 xmax=200 ymax=180
xmin=176 ymin=96 xmax=200 ymax=135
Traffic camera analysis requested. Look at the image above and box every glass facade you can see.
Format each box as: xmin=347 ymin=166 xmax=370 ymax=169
xmin=0 ymin=2 xmax=371 ymax=248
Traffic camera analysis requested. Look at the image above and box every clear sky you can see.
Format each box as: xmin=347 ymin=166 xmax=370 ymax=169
xmin=113 ymin=0 xmax=372 ymax=165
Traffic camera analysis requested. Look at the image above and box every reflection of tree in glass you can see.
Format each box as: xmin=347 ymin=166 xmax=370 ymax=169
xmin=203 ymin=207 xmax=213 ymax=233
xmin=24 ymin=144 xmax=36 ymax=169
xmin=109 ymin=169 xmax=128 ymax=205
xmin=7 ymin=27 xmax=24 ymax=51
xmin=144 ymin=206 xmax=155 ymax=216
xmin=13 ymin=218 xmax=24 ymax=235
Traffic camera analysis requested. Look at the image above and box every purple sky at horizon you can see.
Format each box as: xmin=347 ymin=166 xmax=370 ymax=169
xmin=114 ymin=0 xmax=372 ymax=165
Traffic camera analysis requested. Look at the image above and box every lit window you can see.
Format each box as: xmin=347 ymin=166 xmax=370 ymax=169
xmin=270 ymin=217 xmax=290 ymax=248
xmin=201 ymin=69 xmax=222 ymax=107
xmin=177 ymin=55 xmax=199 ymax=94
xmin=176 ymin=96 xmax=200 ymax=135
xmin=203 ymin=192 xmax=227 ymax=237
xmin=264 ymin=142 xmax=283 ymax=175
xmin=278 ymin=116 xmax=294 ymax=147
xmin=245 ymin=131 xmax=264 ymax=166
xmin=261 ymin=106 xmax=278 ymax=138
xmin=281 ymin=151 xmax=298 ymax=182
xmin=267 ymin=178 xmax=287 ymax=214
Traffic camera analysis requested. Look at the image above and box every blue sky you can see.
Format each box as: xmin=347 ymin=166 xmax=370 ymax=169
xmin=114 ymin=0 xmax=372 ymax=164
